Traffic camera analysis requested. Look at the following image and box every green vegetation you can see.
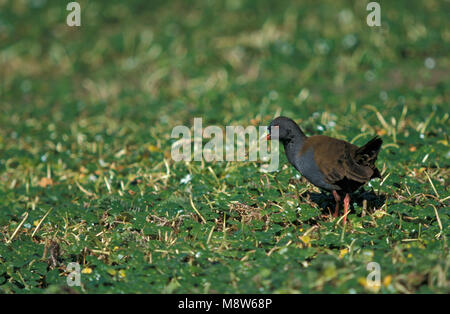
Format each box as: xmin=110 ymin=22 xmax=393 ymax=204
xmin=0 ymin=0 xmax=448 ymax=293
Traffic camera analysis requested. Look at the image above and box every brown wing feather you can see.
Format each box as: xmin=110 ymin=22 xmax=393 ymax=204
xmin=306 ymin=136 xmax=374 ymax=185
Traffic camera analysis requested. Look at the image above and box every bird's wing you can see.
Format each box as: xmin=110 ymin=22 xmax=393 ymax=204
xmin=308 ymin=136 xmax=374 ymax=185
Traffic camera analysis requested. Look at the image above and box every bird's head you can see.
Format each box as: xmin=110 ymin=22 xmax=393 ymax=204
xmin=267 ymin=116 xmax=303 ymax=144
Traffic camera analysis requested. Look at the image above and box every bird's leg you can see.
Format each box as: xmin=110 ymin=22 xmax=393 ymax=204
xmin=332 ymin=190 xmax=340 ymax=217
xmin=343 ymin=193 xmax=350 ymax=225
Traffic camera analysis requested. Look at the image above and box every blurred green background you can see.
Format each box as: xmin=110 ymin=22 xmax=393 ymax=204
xmin=1 ymin=0 xmax=448 ymax=126
xmin=0 ymin=0 xmax=448 ymax=293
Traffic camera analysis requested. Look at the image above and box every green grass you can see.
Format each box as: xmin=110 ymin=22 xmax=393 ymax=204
xmin=0 ymin=0 xmax=449 ymax=293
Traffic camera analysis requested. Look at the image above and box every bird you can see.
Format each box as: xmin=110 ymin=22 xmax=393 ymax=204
xmin=267 ymin=116 xmax=382 ymax=225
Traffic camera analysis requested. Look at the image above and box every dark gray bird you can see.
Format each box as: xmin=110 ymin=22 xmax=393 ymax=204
xmin=267 ymin=116 xmax=382 ymax=224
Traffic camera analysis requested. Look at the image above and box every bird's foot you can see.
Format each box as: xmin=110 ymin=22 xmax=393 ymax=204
xmin=332 ymin=190 xmax=340 ymax=217
xmin=343 ymin=193 xmax=350 ymax=225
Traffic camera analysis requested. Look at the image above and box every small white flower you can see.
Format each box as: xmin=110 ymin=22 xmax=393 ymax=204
xmin=424 ymin=57 xmax=435 ymax=69
xmin=99 ymin=159 xmax=107 ymax=167
xmin=342 ymin=34 xmax=357 ymax=48
xmin=379 ymin=91 xmax=388 ymax=101
xmin=269 ymin=90 xmax=279 ymax=100
xmin=365 ymin=70 xmax=375 ymax=81
xmin=315 ymin=40 xmax=330 ymax=55
xmin=195 ymin=252 xmax=201 ymax=258
xmin=338 ymin=9 xmax=354 ymax=24
xmin=180 ymin=174 xmax=192 ymax=184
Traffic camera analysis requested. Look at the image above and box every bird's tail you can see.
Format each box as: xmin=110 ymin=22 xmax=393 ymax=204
xmin=354 ymin=137 xmax=383 ymax=175
xmin=356 ymin=136 xmax=383 ymax=156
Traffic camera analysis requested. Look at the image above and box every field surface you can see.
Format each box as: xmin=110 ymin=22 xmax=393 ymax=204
xmin=0 ymin=0 xmax=449 ymax=293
